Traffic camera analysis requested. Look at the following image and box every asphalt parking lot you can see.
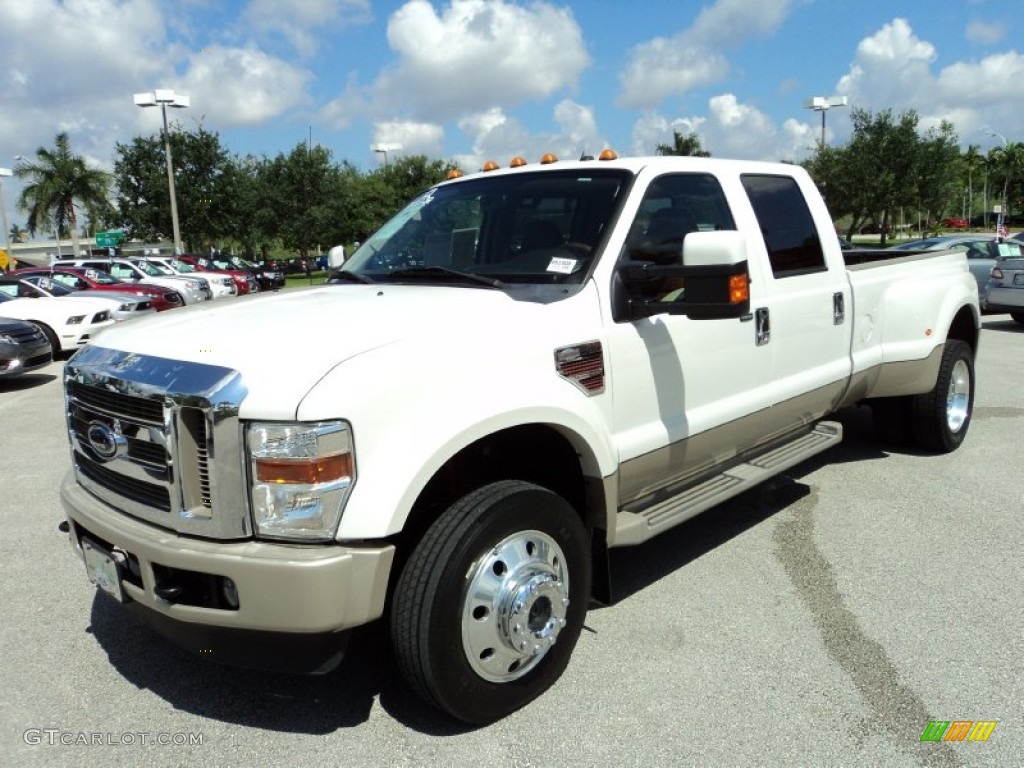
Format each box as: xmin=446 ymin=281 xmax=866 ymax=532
xmin=1 ymin=316 xmax=1021 ymax=767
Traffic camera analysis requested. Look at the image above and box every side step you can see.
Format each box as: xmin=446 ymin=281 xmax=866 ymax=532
xmin=612 ymin=421 xmax=842 ymax=547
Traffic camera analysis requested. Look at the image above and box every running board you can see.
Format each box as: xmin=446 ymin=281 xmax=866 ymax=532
xmin=612 ymin=421 xmax=842 ymax=547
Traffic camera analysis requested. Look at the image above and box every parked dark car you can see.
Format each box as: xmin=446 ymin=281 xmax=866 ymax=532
xmin=0 ymin=317 xmax=52 ymax=378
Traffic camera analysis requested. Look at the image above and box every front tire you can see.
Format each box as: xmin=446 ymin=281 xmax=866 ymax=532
xmin=390 ymin=480 xmax=591 ymax=724
xmin=909 ymin=340 xmax=974 ymax=453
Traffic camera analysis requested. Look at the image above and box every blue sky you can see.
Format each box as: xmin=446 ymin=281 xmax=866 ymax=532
xmin=1 ymin=0 xmax=1023 ymax=232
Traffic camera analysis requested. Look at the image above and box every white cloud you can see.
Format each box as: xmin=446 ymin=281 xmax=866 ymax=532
xmin=371 ymin=120 xmax=445 ymax=160
xmin=965 ymin=20 xmax=1004 ymax=45
xmin=835 ymin=18 xmax=1024 ymax=145
xmin=450 ymin=100 xmax=602 ymax=172
xmin=367 ymin=0 xmax=589 ymax=121
xmin=176 ymin=47 xmax=313 ymax=127
xmin=242 ymin=0 xmax=371 ymax=56
xmin=617 ymin=0 xmax=800 ymax=108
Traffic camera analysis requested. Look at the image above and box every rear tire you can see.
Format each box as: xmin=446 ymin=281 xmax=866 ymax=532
xmin=390 ymin=480 xmax=590 ymax=724
xmin=909 ymin=340 xmax=974 ymax=453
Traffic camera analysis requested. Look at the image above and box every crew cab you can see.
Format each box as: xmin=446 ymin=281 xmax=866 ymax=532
xmin=58 ymin=154 xmax=979 ymax=724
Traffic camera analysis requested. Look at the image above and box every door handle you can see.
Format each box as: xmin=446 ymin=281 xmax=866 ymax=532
xmin=833 ymin=292 xmax=845 ymax=325
xmin=755 ymin=307 xmax=770 ymax=346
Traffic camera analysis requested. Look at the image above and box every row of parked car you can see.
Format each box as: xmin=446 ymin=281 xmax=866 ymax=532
xmin=0 ymin=255 xmax=286 ymax=378
xmin=884 ymin=232 xmax=1024 ymax=323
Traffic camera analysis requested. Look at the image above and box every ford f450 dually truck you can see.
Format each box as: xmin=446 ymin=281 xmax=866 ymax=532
xmin=60 ymin=153 xmax=980 ymax=724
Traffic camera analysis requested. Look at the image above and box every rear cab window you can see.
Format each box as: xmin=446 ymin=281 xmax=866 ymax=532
xmin=741 ymin=174 xmax=826 ymax=278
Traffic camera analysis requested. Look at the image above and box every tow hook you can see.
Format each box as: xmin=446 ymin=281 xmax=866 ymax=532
xmin=57 ymin=520 xmax=70 ymax=533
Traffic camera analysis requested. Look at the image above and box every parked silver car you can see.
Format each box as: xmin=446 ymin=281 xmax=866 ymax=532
xmin=889 ymin=234 xmax=1024 ymax=301
xmin=983 ymin=257 xmax=1024 ymax=324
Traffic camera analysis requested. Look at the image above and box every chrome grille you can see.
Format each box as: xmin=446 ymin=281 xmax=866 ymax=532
xmin=2 ymin=323 xmax=46 ymax=345
xmin=64 ymin=346 xmax=250 ymax=539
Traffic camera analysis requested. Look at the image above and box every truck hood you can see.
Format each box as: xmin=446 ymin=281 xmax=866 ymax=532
xmin=84 ymin=284 xmax=566 ymax=419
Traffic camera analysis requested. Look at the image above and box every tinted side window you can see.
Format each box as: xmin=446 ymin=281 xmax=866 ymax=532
xmin=741 ymin=174 xmax=825 ymax=277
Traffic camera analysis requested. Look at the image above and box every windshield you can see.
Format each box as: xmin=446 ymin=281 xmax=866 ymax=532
xmin=169 ymin=260 xmax=197 ymax=273
xmin=342 ymin=168 xmax=631 ymax=285
xmin=141 ymin=262 xmax=174 ymax=275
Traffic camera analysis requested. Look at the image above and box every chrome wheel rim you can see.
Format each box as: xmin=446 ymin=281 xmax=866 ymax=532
xmin=462 ymin=530 xmax=570 ymax=683
xmin=946 ymin=359 xmax=970 ymax=433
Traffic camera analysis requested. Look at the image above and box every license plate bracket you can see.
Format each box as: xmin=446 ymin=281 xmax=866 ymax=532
xmin=81 ymin=538 xmax=125 ymax=603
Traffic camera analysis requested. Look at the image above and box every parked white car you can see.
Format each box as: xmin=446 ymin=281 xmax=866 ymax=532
xmin=136 ymin=257 xmax=236 ymax=299
xmin=1 ymin=276 xmax=156 ymax=322
xmin=0 ymin=292 xmax=114 ymax=354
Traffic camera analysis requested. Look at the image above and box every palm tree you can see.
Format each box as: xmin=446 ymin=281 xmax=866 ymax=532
xmin=961 ymin=144 xmax=984 ymax=224
xmin=14 ymin=132 xmax=111 ymax=258
xmin=8 ymin=223 xmax=27 ymax=243
xmin=655 ymin=130 xmax=711 ymax=157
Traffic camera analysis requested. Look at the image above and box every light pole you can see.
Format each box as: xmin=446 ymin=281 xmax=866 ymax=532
xmin=0 ymin=167 xmax=12 ymax=272
xmin=134 ymin=89 xmax=190 ymax=254
xmin=371 ymin=142 xmax=402 ymax=167
xmin=984 ymin=128 xmax=1011 ymax=226
xmin=804 ymin=96 xmax=848 ymax=148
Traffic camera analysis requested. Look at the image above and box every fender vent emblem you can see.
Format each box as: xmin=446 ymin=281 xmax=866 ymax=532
xmin=554 ymin=341 xmax=605 ymax=395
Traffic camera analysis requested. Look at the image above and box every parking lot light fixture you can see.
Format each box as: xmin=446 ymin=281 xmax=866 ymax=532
xmin=804 ymin=96 xmax=848 ymax=148
xmin=371 ymin=142 xmax=402 ymax=167
xmin=134 ymin=90 xmax=190 ymax=255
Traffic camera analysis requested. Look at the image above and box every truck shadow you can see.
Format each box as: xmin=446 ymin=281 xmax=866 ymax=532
xmin=85 ymin=405 xmax=897 ymax=736
xmin=600 ymin=404 xmax=894 ymax=605
xmin=88 ymin=597 xmax=472 ymax=736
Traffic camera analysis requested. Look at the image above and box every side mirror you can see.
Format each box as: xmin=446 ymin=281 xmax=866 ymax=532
xmin=618 ymin=230 xmax=751 ymax=320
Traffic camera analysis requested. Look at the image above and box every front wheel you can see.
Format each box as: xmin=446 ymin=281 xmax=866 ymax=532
xmin=909 ymin=340 xmax=974 ymax=453
xmin=390 ymin=480 xmax=591 ymax=724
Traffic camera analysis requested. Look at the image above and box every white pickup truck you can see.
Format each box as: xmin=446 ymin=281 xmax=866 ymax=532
xmin=59 ymin=154 xmax=979 ymax=724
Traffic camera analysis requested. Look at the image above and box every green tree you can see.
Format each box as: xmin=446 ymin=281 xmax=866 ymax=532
xmin=114 ymin=124 xmax=234 ymax=252
xmin=14 ymin=132 xmax=112 ymax=257
xmin=655 ymin=130 xmax=711 ymax=157
xmin=915 ymin=121 xmax=962 ymax=228
xmin=804 ymin=108 xmax=944 ymax=244
xmin=8 ymin=224 xmax=27 ymax=243
xmin=987 ymin=141 xmax=1024 ymax=219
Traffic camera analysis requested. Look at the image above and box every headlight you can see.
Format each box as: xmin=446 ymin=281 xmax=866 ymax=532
xmin=0 ymin=334 xmax=16 ymax=344
xmin=186 ymin=280 xmax=199 ymax=290
xmin=247 ymin=421 xmax=355 ymax=541
xmin=91 ymin=311 xmax=110 ymax=323
xmin=66 ymin=315 xmax=86 ymax=325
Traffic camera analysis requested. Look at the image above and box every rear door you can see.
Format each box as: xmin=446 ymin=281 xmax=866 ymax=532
xmin=738 ymin=173 xmax=852 ymax=429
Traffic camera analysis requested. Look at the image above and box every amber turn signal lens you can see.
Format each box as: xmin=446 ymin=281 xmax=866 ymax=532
xmin=598 ymin=149 xmax=618 ymax=160
xmin=255 ymin=453 xmax=353 ymax=485
xmin=729 ymin=274 xmax=749 ymax=304
xmin=482 ymin=160 xmax=500 ymax=171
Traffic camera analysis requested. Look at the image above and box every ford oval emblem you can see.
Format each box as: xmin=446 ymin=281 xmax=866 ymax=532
xmin=86 ymin=421 xmax=127 ymax=463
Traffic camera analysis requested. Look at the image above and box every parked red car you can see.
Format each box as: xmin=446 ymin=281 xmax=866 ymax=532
xmin=943 ymin=217 xmax=969 ymax=229
xmin=11 ymin=266 xmax=185 ymax=311
xmin=177 ymin=255 xmax=259 ymax=295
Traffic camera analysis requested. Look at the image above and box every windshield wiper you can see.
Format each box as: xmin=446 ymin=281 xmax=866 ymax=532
xmin=325 ymin=270 xmax=376 ymax=284
xmin=385 ymin=266 xmax=503 ymax=288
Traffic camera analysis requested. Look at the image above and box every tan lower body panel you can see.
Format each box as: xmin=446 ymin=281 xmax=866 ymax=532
xmin=61 ymin=471 xmax=394 ymax=634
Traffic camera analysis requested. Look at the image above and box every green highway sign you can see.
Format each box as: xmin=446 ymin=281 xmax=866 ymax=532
xmin=95 ymin=231 xmax=125 ymax=247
